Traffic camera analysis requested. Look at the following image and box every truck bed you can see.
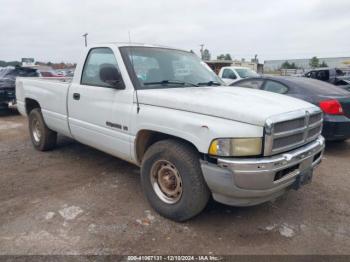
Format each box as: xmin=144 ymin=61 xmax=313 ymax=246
xmin=16 ymin=77 xmax=73 ymax=137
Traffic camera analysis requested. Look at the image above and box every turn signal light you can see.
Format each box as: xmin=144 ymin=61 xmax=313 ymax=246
xmin=319 ymin=99 xmax=344 ymax=115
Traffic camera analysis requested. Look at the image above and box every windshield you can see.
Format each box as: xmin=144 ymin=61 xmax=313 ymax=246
xmin=235 ymin=68 xmax=259 ymax=78
xmin=120 ymin=47 xmax=224 ymax=89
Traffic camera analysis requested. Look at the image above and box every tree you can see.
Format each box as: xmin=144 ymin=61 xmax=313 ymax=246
xmin=319 ymin=61 xmax=328 ymax=67
xmin=202 ymin=49 xmax=211 ymax=61
xmin=217 ymin=53 xmax=232 ymax=60
xmin=290 ymin=62 xmax=297 ymax=69
xmin=224 ymin=54 xmax=232 ymax=60
xmin=281 ymin=61 xmax=291 ymax=69
xmin=252 ymin=54 xmax=259 ymax=63
xmin=217 ymin=54 xmax=225 ymax=60
xmin=281 ymin=61 xmax=298 ymax=69
xmin=309 ymin=56 xmax=320 ymax=68
xmin=7 ymin=61 xmax=21 ymax=67
xmin=0 ymin=60 xmax=20 ymax=67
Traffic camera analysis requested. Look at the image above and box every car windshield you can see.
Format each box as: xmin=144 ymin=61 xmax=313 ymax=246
xmin=235 ymin=68 xmax=259 ymax=78
xmin=120 ymin=47 xmax=224 ymax=89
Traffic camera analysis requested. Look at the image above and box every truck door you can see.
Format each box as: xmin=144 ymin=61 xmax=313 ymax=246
xmin=67 ymin=47 xmax=133 ymax=161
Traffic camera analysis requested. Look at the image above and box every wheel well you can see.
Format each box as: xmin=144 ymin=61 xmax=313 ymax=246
xmin=25 ymin=98 xmax=40 ymax=114
xmin=135 ymin=130 xmax=202 ymax=164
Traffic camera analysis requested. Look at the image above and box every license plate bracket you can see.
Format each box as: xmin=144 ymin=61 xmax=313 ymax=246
xmin=292 ymin=169 xmax=313 ymax=190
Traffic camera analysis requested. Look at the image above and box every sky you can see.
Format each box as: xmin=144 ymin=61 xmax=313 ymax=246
xmin=0 ymin=0 xmax=349 ymax=63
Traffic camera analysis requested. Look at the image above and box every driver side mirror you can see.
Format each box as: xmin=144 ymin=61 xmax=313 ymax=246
xmin=99 ymin=64 xmax=125 ymax=89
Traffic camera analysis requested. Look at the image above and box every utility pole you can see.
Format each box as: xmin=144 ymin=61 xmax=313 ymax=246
xmin=200 ymin=44 xmax=204 ymax=59
xmin=82 ymin=33 xmax=88 ymax=47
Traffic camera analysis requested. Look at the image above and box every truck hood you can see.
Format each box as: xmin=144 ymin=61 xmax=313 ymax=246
xmin=138 ymin=86 xmax=317 ymax=126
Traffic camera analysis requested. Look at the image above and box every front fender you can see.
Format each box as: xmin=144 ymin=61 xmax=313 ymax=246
xmin=132 ymin=105 xmax=264 ymax=154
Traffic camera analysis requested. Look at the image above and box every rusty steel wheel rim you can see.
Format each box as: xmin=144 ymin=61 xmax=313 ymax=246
xmin=150 ymin=160 xmax=183 ymax=204
xmin=32 ymin=118 xmax=42 ymax=143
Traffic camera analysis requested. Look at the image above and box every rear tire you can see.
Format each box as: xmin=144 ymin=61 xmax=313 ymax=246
xmin=28 ymin=108 xmax=57 ymax=151
xmin=141 ymin=139 xmax=210 ymax=222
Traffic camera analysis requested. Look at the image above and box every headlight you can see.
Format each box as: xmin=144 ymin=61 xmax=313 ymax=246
xmin=209 ymin=138 xmax=262 ymax=157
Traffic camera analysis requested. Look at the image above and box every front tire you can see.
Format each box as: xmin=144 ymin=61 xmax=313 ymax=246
xmin=28 ymin=108 xmax=57 ymax=151
xmin=141 ymin=139 xmax=210 ymax=222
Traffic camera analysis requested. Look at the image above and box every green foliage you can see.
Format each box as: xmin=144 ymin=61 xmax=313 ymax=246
xmin=217 ymin=54 xmax=225 ymax=60
xmin=217 ymin=54 xmax=232 ymax=61
xmin=309 ymin=57 xmax=329 ymax=68
xmin=281 ymin=61 xmax=298 ymax=69
xmin=319 ymin=61 xmax=328 ymax=67
xmin=0 ymin=60 xmax=21 ymax=67
xmin=224 ymin=54 xmax=232 ymax=60
xmin=309 ymin=56 xmax=320 ymax=68
xmin=202 ymin=49 xmax=211 ymax=61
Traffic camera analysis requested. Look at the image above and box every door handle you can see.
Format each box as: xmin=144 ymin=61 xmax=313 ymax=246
xmin=73 ymin=93 xmax=80 ymax=100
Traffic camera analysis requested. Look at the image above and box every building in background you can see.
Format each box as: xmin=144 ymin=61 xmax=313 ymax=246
xmin=206 ymin=59 xmax=263 ymax=74
xmin=264 ymin=57 xmax=350 ymax=72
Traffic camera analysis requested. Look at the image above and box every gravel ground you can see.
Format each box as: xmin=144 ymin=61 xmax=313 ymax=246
xmin=0 ymin=110 xmax=349 ymax=255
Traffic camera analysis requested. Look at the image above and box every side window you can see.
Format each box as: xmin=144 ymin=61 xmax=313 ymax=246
xmin=236 ymin=79 xmax=263 ymax=89
xmin=316 ymin=70 xmax=329 ymax=81
xmin=263 ymin=80 xmax=288 ymax=94
xmin=310 ymin=71 xmax=317 ymax=79
xmin=81 ymin=48 xmax=122 ymax=87
xmin=336 ymin=69 xmax=345 ymax=76
xmin=222 ymin=69 xmax=237 ymax=79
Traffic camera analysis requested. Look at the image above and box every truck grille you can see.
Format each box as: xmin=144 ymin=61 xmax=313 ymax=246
xmin=264 ymin=108 xmax=323 ymax=156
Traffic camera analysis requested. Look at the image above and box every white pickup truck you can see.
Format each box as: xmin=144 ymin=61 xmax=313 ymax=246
xmin=218 ymin=66 xmax=260 ymax=85
xmin=16 ymin=43 xmax=325 ymax=221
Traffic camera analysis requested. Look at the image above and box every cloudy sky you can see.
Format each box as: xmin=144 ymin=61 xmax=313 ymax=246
xmin=0 ymin=0 xmax=349 ymax=63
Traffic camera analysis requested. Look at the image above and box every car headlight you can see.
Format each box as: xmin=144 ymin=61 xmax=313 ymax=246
xmin=209 ymin=138 xmax=262 ymax=157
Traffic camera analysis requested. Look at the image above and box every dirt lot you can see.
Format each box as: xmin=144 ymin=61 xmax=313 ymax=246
xmin=0 ymin=110 xmax=349 ymax=255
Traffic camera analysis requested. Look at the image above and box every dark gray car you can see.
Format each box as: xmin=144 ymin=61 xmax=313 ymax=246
xmin=304 ymin=67 xmax=350 ymax=87
xmin=231 ymin=76 xmax=350 ymax=141
xmin=0 ymin=66 xmax=38 ymax=110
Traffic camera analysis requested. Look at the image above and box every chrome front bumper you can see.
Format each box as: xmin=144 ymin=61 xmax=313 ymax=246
xmin=201 ymin=136 xmax=325 ymax=206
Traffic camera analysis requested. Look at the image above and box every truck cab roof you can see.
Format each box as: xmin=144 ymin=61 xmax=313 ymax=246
xmin=88 ymin=42 xmax=190 ymax=52
xmin=221 ymin=66 xmax=252 ymax=70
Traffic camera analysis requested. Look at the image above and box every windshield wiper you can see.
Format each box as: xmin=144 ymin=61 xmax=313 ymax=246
xmin=197 ymin=81 xmax=222 ymax=86
xmin=143 ymin=80 xmax=199 ymax=87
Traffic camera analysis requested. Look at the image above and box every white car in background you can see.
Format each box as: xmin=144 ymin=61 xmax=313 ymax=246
xmin=218 ymin=66 xmax=259 ymax=85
